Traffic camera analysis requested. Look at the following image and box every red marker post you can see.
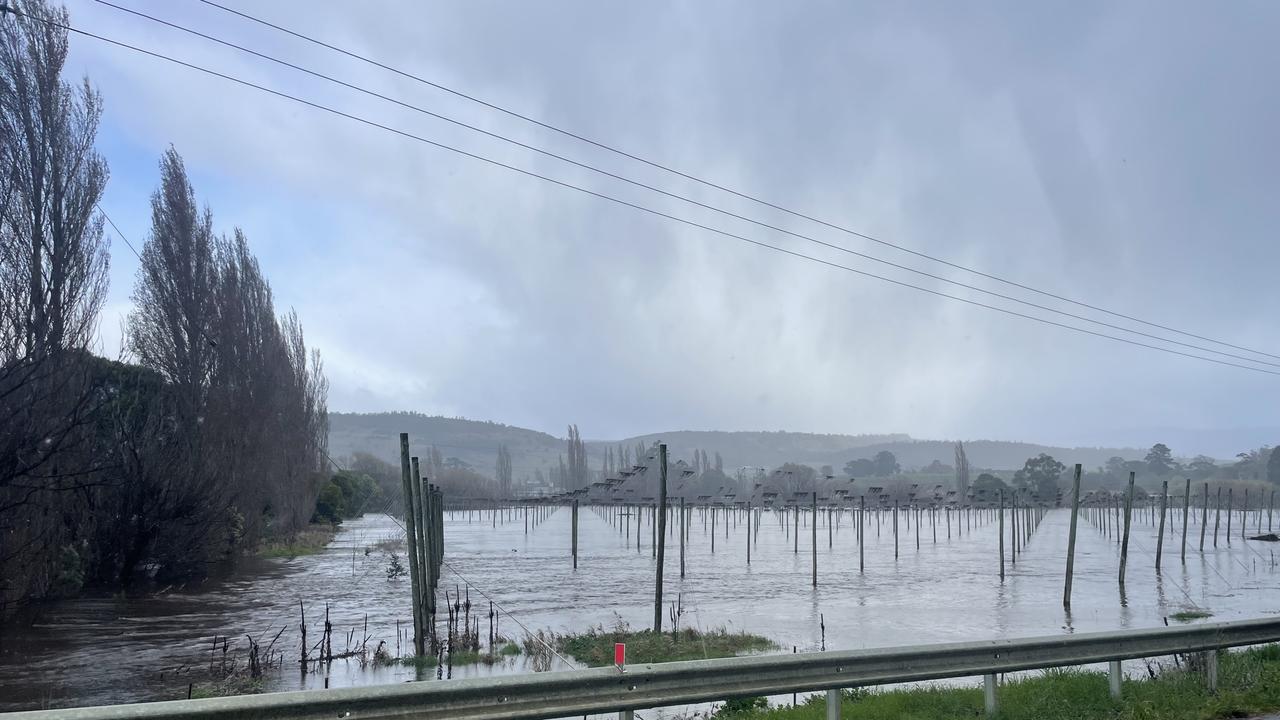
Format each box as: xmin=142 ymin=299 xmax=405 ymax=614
xmin=614 ymin=642 xmax=626 ymax=671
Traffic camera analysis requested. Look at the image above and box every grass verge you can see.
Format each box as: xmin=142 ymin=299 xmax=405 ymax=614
xmin=710 ymin=644 xmax=1280 ymax=720
xmin=389 ymin=643 xmax=521 ymax=669
xmin=555 ymin=624 xmax=775 ymax=666
xmin=1170 ymin=610 xmax=1214 ymax=622
xmin=257 ymin=524 xmax=338 ymax=559
xmin=187 ymin=676 xmax=264 ymax=699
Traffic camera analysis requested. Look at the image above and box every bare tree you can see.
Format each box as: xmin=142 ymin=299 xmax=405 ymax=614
xmin=954 ymin=441 xmax=970 ymax=499
xmin=565 ymin=424 xmax=587 ymax=490
xmin=0 ymin=0 xmax=110 ymax=613
xmin=128 ymin=148 xmax=216 ymax=425
xmin=495 ymin=444 xmax=512 ymax=497
xmin=0 ymin=0 xmax=109 ymax=360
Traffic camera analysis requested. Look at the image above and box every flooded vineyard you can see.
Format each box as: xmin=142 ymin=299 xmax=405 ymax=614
xmin=1 ymin=499 xmax=1277 ymax=712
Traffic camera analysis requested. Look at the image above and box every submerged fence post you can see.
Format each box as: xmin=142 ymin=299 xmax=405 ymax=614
xmin=893 ymin=501 xmax=899 ymax=560
xmin=1120 ymin=472 xmax=1134 ymax=586
xmin=1064 ymin=463 xmax=1082 ymax=610
xmin=1214 ymin=487 xmax=1222 ymax=547
xmin=859 ymin=496 xmax=865 ymax=573
xmin=812 ymin=492 xmax=818 ymax=588
xmin=399 ymin=434 xmax=425 ymax=656
xmin=1200 ymin=483 xmax=1208 ymax=551
xmin=1155 ymin=480 xmax=1168 ymax=570
xmin=654 ymin=443 xmax=668 ymax=633
xmin=413 ymin=461 xmax=431 ymax=628
xmin=1226 ymin=488 xmax=1233 ymax=545
xmin=571 ymin=500 xmax=579 ymax=569
xmin=680 ymin=496 xmax=686 ymax=579
xmin=998 ymin=490 xmax=1005 ymax=581
xmin=1180 ymin=478 xmax=1190 ymax=564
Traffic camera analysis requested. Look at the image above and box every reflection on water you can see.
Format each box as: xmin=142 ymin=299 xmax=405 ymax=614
xmin=1 ymin=504 xmax=1277 ymax=711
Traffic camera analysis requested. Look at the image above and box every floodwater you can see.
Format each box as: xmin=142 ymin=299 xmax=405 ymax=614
xmin=1 ymin=501 xmax=1277 ymax=712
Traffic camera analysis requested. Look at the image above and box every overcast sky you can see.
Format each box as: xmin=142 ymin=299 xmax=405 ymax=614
xmin=63 ymin=0 xmax=1279 ymax=457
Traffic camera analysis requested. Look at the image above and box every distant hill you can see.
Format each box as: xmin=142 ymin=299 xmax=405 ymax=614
xmin=328 ymin=412 xmax=1146 ymax=480
xmin=328 ymin=412 xmax=564 ymax=476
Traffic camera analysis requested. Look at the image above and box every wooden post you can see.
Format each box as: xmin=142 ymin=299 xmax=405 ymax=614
xmin=398 ymin=434 xmax=424 ymax=656
xmin=1119 ymin=472 xmax=1134 ymax=586
xmin=998 ymin=490 xmax=1005 ymax=581
xmin=1180 ymin=478 xmax=1190 ymax=564
xmin=1242 ymin=488 xmax=1249 ymax=540
xmin=1200 ymin=483 xmax=1208 ymax=551
xmin=811 ymin=492 xmax=818 ymax=587
xmin=679 ymin=497 xmax=686 ymax=579
xmin=412 ymin=460 xmax=431 ymax=627
xmin=746 ymin=501 xmax=752 ymax=565
xmin=653 ymin=505 xmax=659 ymax=556
xmin=1226 ymin=488 xmax=1233 ymax=544
xmin=893 ymin=501 xmax=899 ymax=560
xmin=1155 ymin=480 xmax=1168 ymax=570
xmin=422 ymin=479 xmax=437 ymax=619
xmin=431 ymin=485 xmax=443 ymax=613
xmin=858 ymin=496 xmax=865 ymax=573
xmin=794 ymin=505 xmax=800 ymax=555
xmin=654 ymin=443 xmax=668 ymax=633
xmin=571 ymin=500 xmax=579 ymax=569
xmin=1011 ymin=493 xmax=1019 ymax=561
xmin=1214 ymin=487 xmax=1222 ymax=547
xmin=1064 ymin=463 xmax=1082 ymax=610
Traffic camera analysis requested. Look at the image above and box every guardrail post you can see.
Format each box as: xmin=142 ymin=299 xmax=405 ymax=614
xmin=1205 ymin=650 xmax=1218 ymax=693
xmin=984 ymin=673 xmax=998 ymax=715
xmin=826 ymin=688 xmax=841 ymax=720
xmin=1108 ymin=660 xmax=1122 ymax=699
xmin=619 ymin=710 xmax=634 ymax=720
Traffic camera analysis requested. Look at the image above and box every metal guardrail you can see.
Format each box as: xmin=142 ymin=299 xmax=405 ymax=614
xmin=7 ymin=617 xmax=1279 ymax=720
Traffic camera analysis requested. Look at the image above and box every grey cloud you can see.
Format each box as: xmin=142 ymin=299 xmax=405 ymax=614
xmin=68 ymin=0 xmax=1280 ymax=456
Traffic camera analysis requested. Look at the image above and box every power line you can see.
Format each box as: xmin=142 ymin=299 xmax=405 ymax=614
xmin=196 ymin=0 xmax=1280 ymax=365
xmin=87 ymin=0 xmax=1280 ymax=371
xmin=97 ymin=204 xmax=141 ymax=259
xmin=26 ymin=10 xmax=1280 ymax=377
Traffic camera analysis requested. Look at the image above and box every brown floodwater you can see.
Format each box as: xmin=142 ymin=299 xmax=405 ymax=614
xmin=1 ymin=503 xmax=1277 ymax=713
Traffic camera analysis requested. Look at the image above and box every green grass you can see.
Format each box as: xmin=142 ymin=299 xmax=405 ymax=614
xmin=257 ymin=524 xmax=337 ymax=559
xmin=187 ymin=677 xmax=264 ymax=699
xmin=557 ymin=625 xmax=775 ymax=666
xmin=390 ymin=643 xmax=521 ymax=669
xmin=1170 ymin=610 xmax=1214 ymax=622
xmin=710 ymin=644 xmax=1280 ymax=720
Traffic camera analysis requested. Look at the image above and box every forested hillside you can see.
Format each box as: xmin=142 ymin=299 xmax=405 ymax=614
xmin=329 ymin=412 xmax=1146 ymax=481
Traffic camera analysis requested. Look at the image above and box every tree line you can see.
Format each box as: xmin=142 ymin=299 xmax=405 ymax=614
xmin=0 ymin=2 xmax=327 ymax=614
